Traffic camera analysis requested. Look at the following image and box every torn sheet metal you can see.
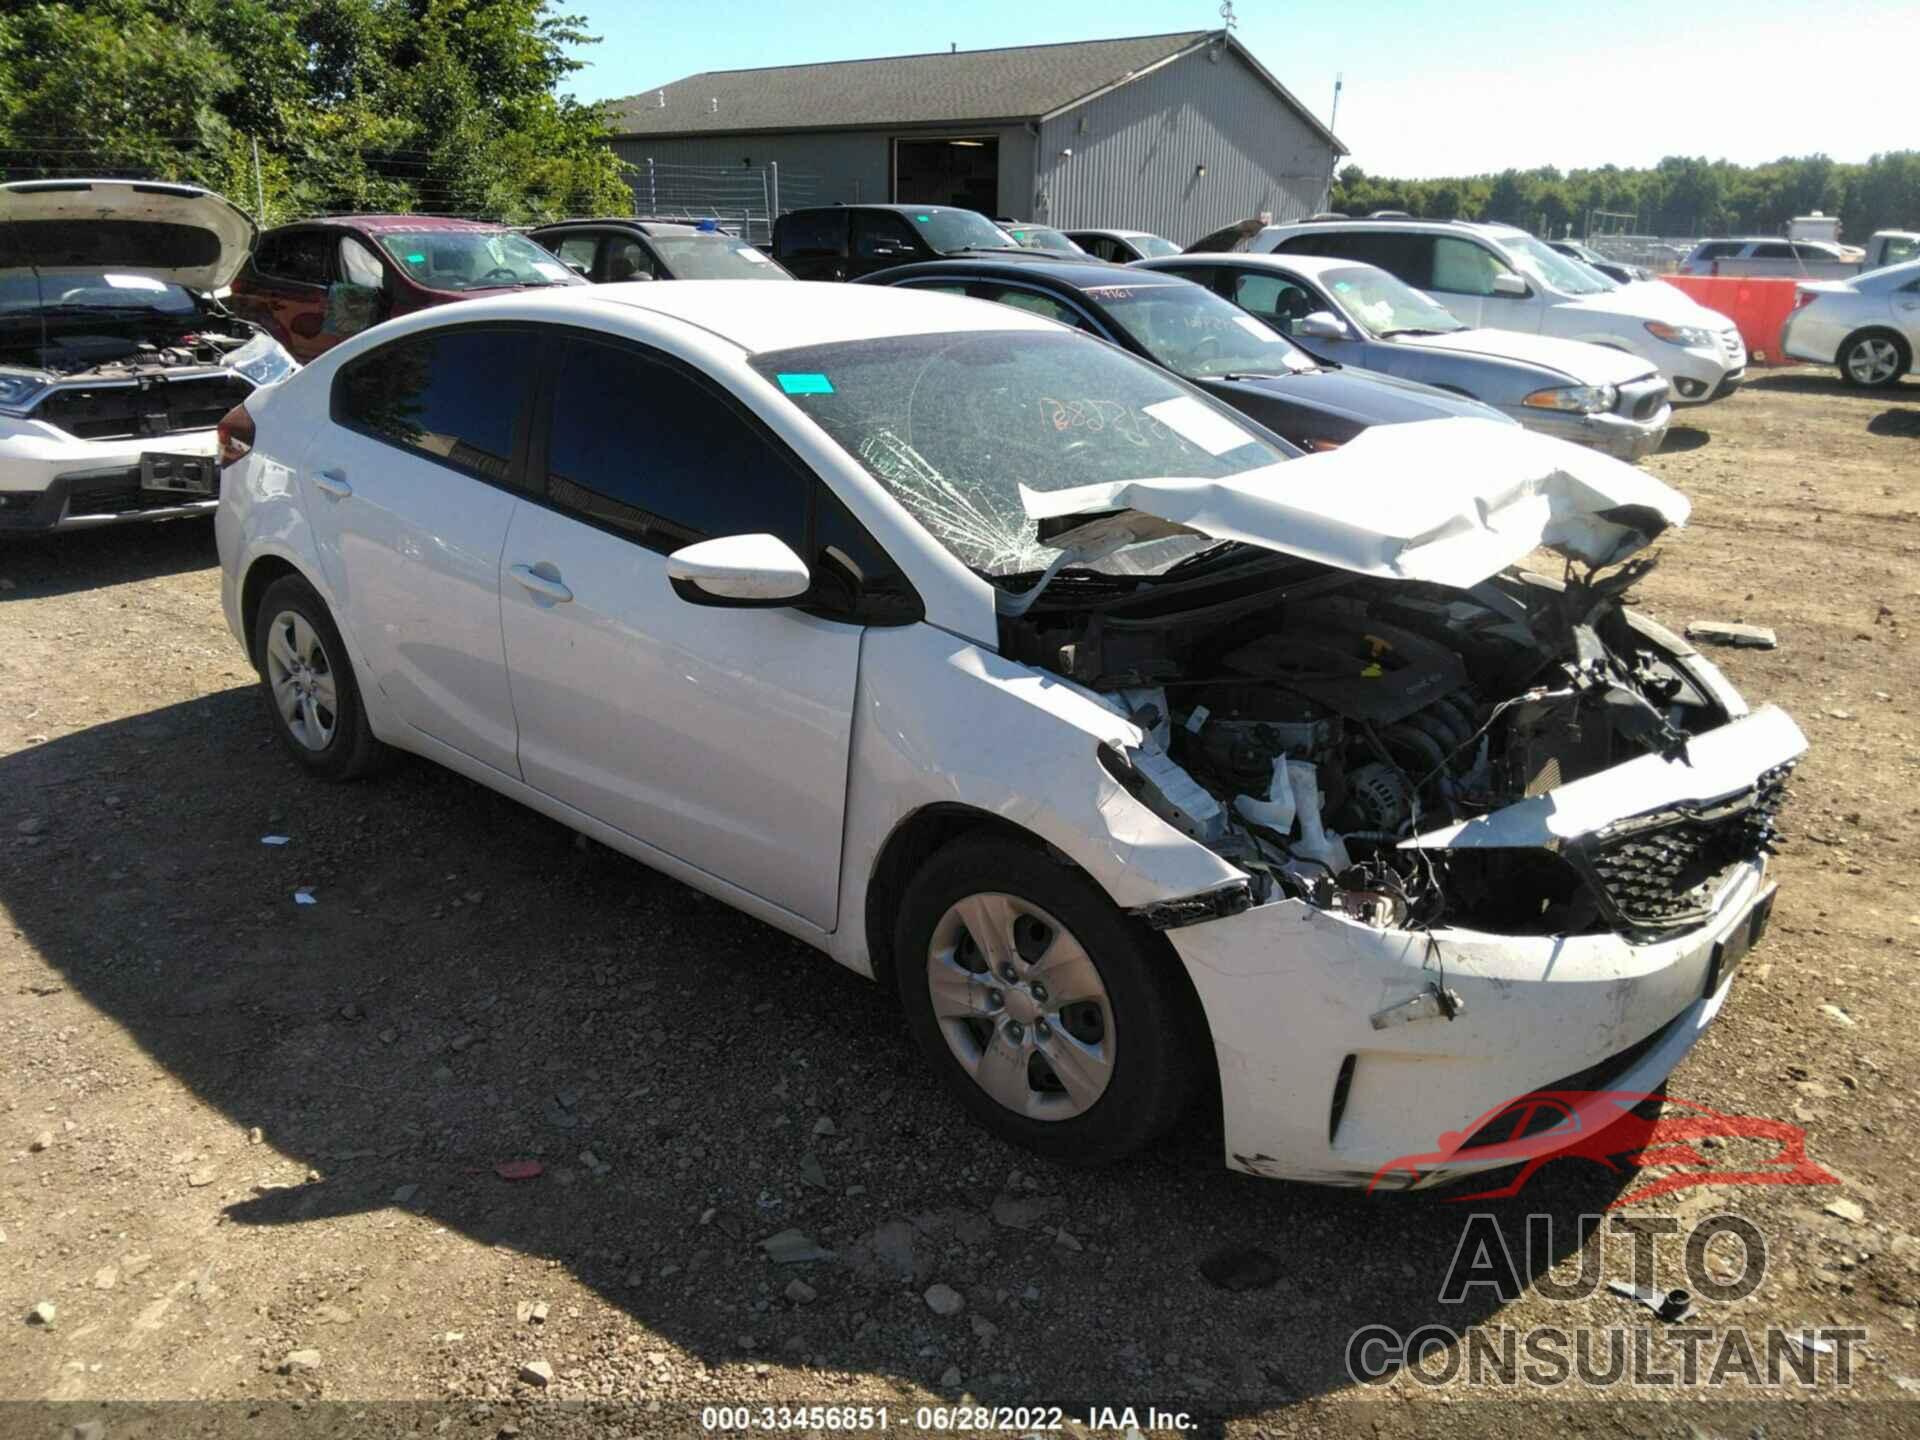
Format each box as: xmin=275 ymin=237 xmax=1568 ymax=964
xmin=1019 ymin=417 xmax=1690 ymax=589
xmin=1403 ymin=704 xmax=1806 ymax=851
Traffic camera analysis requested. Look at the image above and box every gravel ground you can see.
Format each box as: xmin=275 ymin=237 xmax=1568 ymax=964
xmin=1 ymin=366 xmax=1917 ymax=1439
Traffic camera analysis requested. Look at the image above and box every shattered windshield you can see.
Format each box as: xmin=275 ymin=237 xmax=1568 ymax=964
xmin=375 ymin=229 xmax=579 ymax=291
xmin=1093 ymin=280 xmax=1318 ymax=378
xmin=1323 ymin=266 xmax=1468 ymax=337
xmin=752 ymin=330 xmax=1290 ymax=578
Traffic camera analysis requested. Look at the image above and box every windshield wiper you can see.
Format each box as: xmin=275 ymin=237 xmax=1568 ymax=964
xmin=1379 ymin=326 xmax=1457 ymax=337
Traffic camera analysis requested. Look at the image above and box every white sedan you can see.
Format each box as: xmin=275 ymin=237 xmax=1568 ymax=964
xmin=1782 ymin=258 xmax=1920 ymax=387
xmin=214 ymin=282 xmax=1804 ymax=1187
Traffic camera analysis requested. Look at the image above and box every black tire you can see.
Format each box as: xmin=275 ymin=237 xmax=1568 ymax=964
xmin=1837 ymin=329 xmax=1910 ymax=389
xmin=251 ymin=574 xmax=388 ymax=781
xmin=893 ymin=834 xmax=1202 ymax=1165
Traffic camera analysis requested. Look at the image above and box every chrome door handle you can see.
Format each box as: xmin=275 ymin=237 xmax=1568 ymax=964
xmin=313 ymin=468 xmax=352 ymax=498
xmin=510 ymin=564 xmax=574 ymax=603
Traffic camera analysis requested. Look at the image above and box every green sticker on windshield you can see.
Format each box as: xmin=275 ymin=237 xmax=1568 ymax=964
xmin=777 ymin=372 xmax=834 ymax=395
xmin=916 ymin=215 xmax=931 ymax=222
xmin=406 ymin=253 xmax=426 ymax=264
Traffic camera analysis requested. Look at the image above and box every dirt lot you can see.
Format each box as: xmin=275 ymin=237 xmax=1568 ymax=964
xmin=2 ymin=366 xmax=1917 ymax=1439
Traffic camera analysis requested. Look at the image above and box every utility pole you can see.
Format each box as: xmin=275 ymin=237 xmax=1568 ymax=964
xmin=251 ymin=136 xmax=266 ymax=225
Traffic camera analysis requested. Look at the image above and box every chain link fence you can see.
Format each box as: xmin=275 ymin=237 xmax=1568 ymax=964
xmin=625 ymin=161 xmax=824 ymax=244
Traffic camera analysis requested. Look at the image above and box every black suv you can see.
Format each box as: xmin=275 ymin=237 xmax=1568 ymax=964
xmin=770 ymin=204 xmax=1042 ymax=281
xmin=529 ymin=218 xmax=791 ymax=283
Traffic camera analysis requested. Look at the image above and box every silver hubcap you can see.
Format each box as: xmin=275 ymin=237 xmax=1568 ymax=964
xmin=265 ymin=610 xmax=338 ymax=751
xmin=926 ymin=893 xmax=1116 ymax=1121
xmin=1848 ymin=338 xmax=1899 ymax=384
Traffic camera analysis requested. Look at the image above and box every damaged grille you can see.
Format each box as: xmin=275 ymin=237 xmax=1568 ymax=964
xmin=31 ymin=374 xmax=251 ymax=442
xmin=1567 ymin=761 xmax=1792 ymax=934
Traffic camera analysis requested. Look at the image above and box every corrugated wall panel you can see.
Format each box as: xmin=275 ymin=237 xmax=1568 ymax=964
xmin=609 ymin=125 xmax=1038 ymax=218
xmin=1033 ymin=44 xmax=1336 ymax=246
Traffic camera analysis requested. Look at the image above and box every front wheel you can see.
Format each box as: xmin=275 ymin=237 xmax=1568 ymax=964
xmin=252 ymin=574 xmax=388 ymax=780
xmin=1838 ymin=331 xmax=1909 ymax=388
xmin=893 ymin=835 xmax=1203 ymax=1165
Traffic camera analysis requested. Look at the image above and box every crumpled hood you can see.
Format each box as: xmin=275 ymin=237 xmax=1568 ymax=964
xmin=1021 ymin=417 xmax=1690 ymax=588
xmin=1402 ymin=327 xmax=1657 ymax=385
xmin=1562 ymin=279 xmax=1733 ymax=331
xmin=0 ymin=179 xmax=257 ymax=292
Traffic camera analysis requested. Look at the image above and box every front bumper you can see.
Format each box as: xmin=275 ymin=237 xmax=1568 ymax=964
xmin=1167 ymin=704 xmax=1807 ymax=1187
xmin=1510 ymin=401 xmax=1671 ymax=462
xmin=1664 ymin=329 xmax=1747 ymax=405
xmin=0 ymin=425 xmax=220 ymax=532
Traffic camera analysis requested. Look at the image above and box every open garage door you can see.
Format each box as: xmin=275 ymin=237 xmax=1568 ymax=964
xmin=894 ymin=136 xmax=998 ymax=212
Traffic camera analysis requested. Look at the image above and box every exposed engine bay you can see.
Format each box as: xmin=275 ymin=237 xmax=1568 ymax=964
xmin=0 ymin=307 xmax=267 ymax=441
xmin=1002 ymin=551 xmax=1791 ymax=939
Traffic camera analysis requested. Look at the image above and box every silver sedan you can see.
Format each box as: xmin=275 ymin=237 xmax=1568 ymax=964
xmin=1781 ymin=258 xmax=1920 ymax=387
xmin=1137 ymin=252 xmax=1673 ymax=461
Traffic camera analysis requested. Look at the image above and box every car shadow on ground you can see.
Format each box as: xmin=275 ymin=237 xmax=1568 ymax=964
xmin=1867 ymin=408 xmax=1920 ymax=439
xmin=0 ymin=517 xmax=217 ymax=601
xmin=1659 ymin=426 xmax=1710 ymax=454
xmin=1742 ymin=371 xmax=1914 ymax=401
xmin=1 ymin=691 xmax=1644 ymax=1416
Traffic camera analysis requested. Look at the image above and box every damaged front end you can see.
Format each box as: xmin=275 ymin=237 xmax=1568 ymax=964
xmin=990 ymin=422 xmax=1806 ymax=1186
xmin=1015 ymin=553 xmax=1797 ymax=942
xmin=998 ymin=421 xmax=1800 ymax=945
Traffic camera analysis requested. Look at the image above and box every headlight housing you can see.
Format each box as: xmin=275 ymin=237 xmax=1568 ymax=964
xmin=0 ymin=367 xmax=53 ymax=417
xmin=1645 ymin=320 xmax=1715 ymax=348
xmin=224 ymin=331 xmax=299 ymax=388
xmin=1523 ymin=383 xmax=1617 ymax=415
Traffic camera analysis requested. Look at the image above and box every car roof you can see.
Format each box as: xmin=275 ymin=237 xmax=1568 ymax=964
xmin=537 ymin=278 xmax=1060 ymax=352
xmin=1265 ymin=217 xmax=1529 ymax=242
xmin=533 ymin=217 xmax=717 ymax=238
xmin=1068 ymin=228 xmax=1158 ymax=240
xmin=278 ymin=215 xmax=516 ymax=236
xmin=877 ymin=257 xmax=1185 ymax=291
xmin=784 ymin=202 xmax=978 ymax=218
xmin=1148 ymin=251 xmax=1362 ymax=281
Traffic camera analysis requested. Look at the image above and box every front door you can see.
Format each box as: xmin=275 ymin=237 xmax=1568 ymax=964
xmin=499 ymin=332 xmax=863 ymax=927
xmin=302 ymin=323 xmax=535 ymax=777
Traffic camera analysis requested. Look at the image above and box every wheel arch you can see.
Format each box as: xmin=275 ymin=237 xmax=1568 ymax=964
xmin=240 ymin=553 xmax=314 ymax=666
xmin=861 ymin=801 xmax=1221 ymax=1103
xmin=1838 ymin=325 xmax=1911 ymax=375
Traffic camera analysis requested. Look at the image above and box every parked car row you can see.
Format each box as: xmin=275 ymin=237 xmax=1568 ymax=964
xmin=0 ymin=175 xmax=1812 ymax=1194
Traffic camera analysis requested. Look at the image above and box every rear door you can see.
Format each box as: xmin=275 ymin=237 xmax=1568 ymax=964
xmin=773 ymin=209 xmax=849 ymax=280
xmin=304 ymin=324 xmax=537 ymax=776
xmin=498 ymin=331 xmax=881 ymax=927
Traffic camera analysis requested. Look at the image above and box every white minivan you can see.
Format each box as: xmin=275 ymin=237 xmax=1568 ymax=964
xmin=1255 ymin=219 xmax=1747 ymax=404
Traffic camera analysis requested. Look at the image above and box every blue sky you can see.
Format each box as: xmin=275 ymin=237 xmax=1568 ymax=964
xmin=561 ymin=0 xmax=1914 ymax=178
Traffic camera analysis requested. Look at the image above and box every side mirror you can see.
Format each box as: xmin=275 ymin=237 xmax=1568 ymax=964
xmin=322 ymin=282 xmax=383 ymax=337
xmin=667 ymin=533 xmax=811 ymax=607
xmin=1297 ymin=310 xmax=1351 ymax=340
xmin=562 ymin=258 xmax=590 ymax=276
xmin=1491 ymin=272 xmax=1529 ymax=298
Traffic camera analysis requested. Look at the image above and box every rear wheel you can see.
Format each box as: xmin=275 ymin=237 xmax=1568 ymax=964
xmin=252 ymin=575 xmax=388 ymax=781
xmin=1838 ymin=330 xmax=1909 ymax=388
xmin=893 ymin=835 xmax=1201 ymax=1164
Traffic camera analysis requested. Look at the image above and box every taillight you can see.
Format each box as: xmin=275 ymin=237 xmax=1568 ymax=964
xmin=216 ymin=403 xmax=255 ymax=468
xmin=1793 ymin=288 xmax=1819 ymax=311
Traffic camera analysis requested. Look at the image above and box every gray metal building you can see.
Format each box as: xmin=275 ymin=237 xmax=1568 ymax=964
xmin=602 ymin=30 xmax=1345 ymax=247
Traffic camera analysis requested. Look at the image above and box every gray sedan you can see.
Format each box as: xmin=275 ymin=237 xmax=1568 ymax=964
xmin=1780 ymin=258 xmax=1920 ymax=387
xmin=1137 ymin=253 xmax=1672 ymax=461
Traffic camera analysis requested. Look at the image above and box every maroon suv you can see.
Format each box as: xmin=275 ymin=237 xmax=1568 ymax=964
xmin=226 ymin=215 xmax=586 ymax=364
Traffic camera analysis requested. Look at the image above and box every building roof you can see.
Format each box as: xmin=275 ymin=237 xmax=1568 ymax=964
xmin=604 ymin=31 xmax=1342 ymax=152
